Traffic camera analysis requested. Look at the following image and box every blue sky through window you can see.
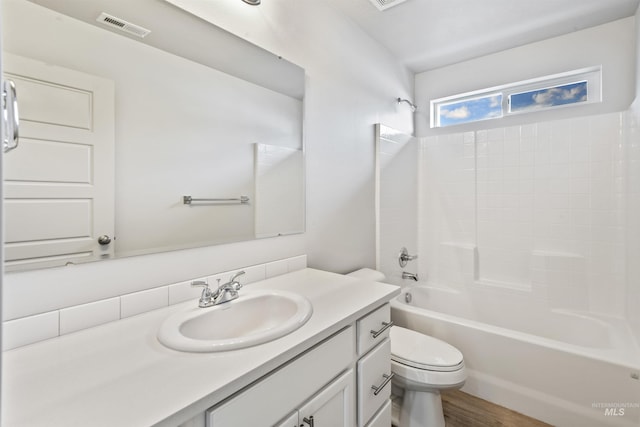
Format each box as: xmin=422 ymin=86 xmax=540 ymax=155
xmin=438 ymin=93 xmax=503 ymax=127
xmin=509 ymin=81 xmax=587 ymax=113
xmin=431 ymin=68 xmax=599 ymax=128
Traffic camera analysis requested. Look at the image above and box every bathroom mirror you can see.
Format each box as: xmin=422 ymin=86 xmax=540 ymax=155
xmin=2 ymin=0 xmax=305 ymax=271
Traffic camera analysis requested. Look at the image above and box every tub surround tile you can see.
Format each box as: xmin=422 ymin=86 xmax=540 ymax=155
xmin=121 ymin=287 xmax=169 ymax=318
xmin=418 ymin=114 xmax=628 ymax=317
xmin=60 ymin=297 xmax=120 ymax=335
xmin=548 ymin=284 xmax=589 ymax=311
xmin=3 ymin=311 xmax=59 ymax=351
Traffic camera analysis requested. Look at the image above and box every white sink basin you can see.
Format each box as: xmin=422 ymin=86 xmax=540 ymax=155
xmin=157 ymin=289 xmax=313 ymax=352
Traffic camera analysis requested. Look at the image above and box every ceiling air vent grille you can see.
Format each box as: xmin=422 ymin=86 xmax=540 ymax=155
xmin=368 ymin=0 xmax=410 ymax=11
xmin=96 ymin=12 xmax=151 ymax=38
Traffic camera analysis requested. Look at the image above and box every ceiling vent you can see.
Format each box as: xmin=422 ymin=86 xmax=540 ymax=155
xmin=368 ymin=0 xmax=410 ymax=11
xmin=96 ymin=12 xmax=151 ymax=38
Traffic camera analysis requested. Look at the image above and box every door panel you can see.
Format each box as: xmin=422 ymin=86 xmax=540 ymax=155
xmin=3 ymin=53 xmax=114 ymax=269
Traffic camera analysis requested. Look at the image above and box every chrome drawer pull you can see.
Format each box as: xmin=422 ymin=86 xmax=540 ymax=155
xmin=371 ymin=373 xmax=394 ymax=396
xmin=302 ymin=415 xmax=314 ymax=426
xmin=370 ymin=321 xmax=394 ymax=339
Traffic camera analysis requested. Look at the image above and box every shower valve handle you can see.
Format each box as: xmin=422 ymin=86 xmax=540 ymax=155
xmin=398 ymin=247 xmax=418 ymax=267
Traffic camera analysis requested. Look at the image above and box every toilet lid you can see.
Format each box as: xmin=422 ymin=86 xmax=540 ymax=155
xmin=390 ymin=326 xmax=464 ymax=372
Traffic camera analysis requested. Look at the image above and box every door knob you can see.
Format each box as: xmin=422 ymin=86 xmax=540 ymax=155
xmin=98 ymin=235 xmax=112 ymax=245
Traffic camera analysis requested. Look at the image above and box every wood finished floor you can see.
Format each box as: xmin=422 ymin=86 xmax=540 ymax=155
xmin=441 ymin=390 xmax=553 ymax=427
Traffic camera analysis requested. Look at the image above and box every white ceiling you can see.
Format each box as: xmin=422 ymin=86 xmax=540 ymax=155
xmin=323 ymin=0 xmax=640 ymax=72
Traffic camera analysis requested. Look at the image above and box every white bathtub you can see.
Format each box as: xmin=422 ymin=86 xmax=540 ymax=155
xmin=390 ymin=284 xmax=640 ymax=427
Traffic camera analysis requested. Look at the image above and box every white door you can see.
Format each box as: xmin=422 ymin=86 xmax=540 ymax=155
xmin=3 ymin=53 xmax=115 ymax=270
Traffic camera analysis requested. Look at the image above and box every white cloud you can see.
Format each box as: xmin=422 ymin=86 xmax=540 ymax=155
xmin=442 ymin=106 xmax=470 ymax=119
xmin=533 ymin=88 xmax=560 ymax=105
xmin=561 ymin=87 xmax=583 ymax=100
xmin=489 ymin=95 xmax=501 ymax=108
xmin=532 ymin=85 xmax=585 ymax=106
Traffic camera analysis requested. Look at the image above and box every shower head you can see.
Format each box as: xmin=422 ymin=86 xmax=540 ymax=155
xmin=397 ymin=97 xmax=417 ymax=112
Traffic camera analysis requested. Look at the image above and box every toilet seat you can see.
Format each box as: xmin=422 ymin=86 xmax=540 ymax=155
xmin=390 ymin=326 xmax=464 ymax=372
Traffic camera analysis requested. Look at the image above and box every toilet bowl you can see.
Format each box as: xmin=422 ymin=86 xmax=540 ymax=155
xmin=346 ymin=268 xmax=466 ymax=427
xmin=390 ymin=326 xmax=466 ymax=427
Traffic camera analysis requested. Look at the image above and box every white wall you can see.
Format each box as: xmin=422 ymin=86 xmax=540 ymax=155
xmin=415 ymin=17 xmax=636 ymax=136
xmin=188 ymin=0 xmax=415 ymax=272
xmin=2 ymin=0 xmax=413 ymax=320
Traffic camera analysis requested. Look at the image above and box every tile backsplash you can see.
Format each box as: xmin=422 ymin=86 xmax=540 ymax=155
xmin=3 ymin=255 xmax=307 ymax=351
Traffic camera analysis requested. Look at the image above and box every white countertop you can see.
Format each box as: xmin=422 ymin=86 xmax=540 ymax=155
xmin=2 ymin=268 xmax=399 ymax=427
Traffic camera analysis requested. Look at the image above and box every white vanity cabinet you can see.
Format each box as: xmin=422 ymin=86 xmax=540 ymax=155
xmin=355 ymin=304 xmax=393 ymax=427
xmin=206 ymin=326 xmax=356 ymax=427
xmin=205 ymin=303 xmax=394 ymax=427
xmin=3 ymin=268 xmax=401 ymax=427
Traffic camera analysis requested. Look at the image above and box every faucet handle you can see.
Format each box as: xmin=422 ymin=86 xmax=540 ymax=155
xmin=191 ymin=280 xmax=209 ymax=289
xmin=229 ymin=270 xmax=245 ymax=290
xmin=230 ymin=270 xmax=245 ymax=281
xmin=398 ymin=247 xmax=418 ymax=268
xmin=191 ymin=280 xmax=210 ymax=295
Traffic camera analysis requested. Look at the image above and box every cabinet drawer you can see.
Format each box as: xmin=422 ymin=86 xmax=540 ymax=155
xmin=207 ymin=326 xmax=355 ymax=426
xmin=357 ymin=304 xmax=391 ymax=355
xmin=365 ymin=399 xmax=391 ymax=427
xmin=357 ymin=339 xmax=392 ymax=427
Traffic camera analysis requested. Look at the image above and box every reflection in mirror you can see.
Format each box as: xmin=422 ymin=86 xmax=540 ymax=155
xmin=2 ymin=0 xmax=305 ymax=271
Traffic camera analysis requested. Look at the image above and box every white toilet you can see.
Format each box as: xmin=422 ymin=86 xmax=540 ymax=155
xmin=390 ymin=325 xmax=466 ymax=427
xmin=346 ymin=268 xmax=466 ymax=427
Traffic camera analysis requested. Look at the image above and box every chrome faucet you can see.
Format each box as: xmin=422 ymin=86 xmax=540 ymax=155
xmin=402 ymin=271 xmax=418 ymax=281
xmin=191 ymin=270 xmax=246 ymax=308
xmin=213 ymin=270 xmax=245 ymax=304
xmin=191 ymin=281 xmax=214 ymax=307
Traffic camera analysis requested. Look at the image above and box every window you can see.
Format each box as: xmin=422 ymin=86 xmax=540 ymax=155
xmin=431 ymin=67 xmax=601 ymax=128
xmin=437 ymin=93 xmax=503 ymax=127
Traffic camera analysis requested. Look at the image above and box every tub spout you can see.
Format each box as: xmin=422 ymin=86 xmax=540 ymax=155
xmin=402 ymin=271 xmax=418 ymax=281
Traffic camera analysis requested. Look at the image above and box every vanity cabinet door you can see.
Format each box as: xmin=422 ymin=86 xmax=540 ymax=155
xmin=298 ymin=369 xmax=354 ymax=427
xmin=365 ymin=400 xmax=391 ymax=427
xmin=274 ymin=411 xmax=298 ymax=427
xmin=357 ymin=339 xmax=392 ymax=427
